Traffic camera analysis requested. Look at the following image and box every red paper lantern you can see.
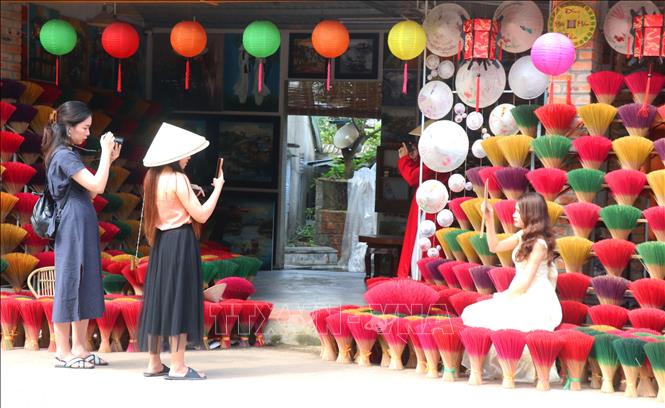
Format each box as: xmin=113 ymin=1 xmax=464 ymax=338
xmin=312 ymin=20 xmax=349 ymax=90
xmin=170 ymin=21 xmax=207 ymax=90
xmin=102 ymin=22 xmax=140 ymax=92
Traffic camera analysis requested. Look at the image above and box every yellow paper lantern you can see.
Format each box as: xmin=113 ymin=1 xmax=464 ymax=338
xmin=387 ymin=20 xmax=426 ymax=94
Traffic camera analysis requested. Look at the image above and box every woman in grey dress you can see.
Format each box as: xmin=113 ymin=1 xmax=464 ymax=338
xmin=43 ymin=101 xmax=121 ymax=369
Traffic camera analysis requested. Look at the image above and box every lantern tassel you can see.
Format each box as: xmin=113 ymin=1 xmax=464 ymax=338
xmin=402 ymin=62 xmax=408 ymax=95
xmin=326 ymin=59 xmax=331 ymax=91
xmin=258 ymin=59 xmax=263 ymax=93
xmin=457 ymin=40 xmax=462 ymax=62
xmin=185 ymin=59 xmax=190 ymax=90
xmin=55 ymin=57 xmax=59 ymax=86
xmin=566 ymin=75 xmax=572 ymax=105
xmin=475 ymin=74 xmax=480 ymax=113
xmin=117 ymin=61 xmax=122 ymax=93
xmin=639 ymin=62 xmax=653 ymax=117
xmin=548 ymin=77 xmax=555 ymax=105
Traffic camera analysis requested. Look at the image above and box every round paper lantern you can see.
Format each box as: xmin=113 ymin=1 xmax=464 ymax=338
xmin=333 ymin=123 xmax=359 ymax=149
xmin=427 ymin=247 xmax=440 ymax=258
xmin=388 ymin=20 xmax=426 ymax=94
xmin=454 ymin=103 xmax=466 ymax=115
xmin=508 ymin=56 xmax=548 ymax=100
xmin=243 ymin=20 xmax=281 ymax=93
xmin=530 ymin=33 xmax=575 ymax=76
xmin=471 ymin=139 xmax=487 ymax=159
xmin=171 ymin=20 xmax=207 ymax=90
xmin=466 ymin=111 xmax=484 ymax=131
xmin=420 ymin=220 xmax=437 ymax=238
xmin=489 ymin=104 xmax=518 ymax=135
xmin=39 ymin=19 xmax=77 ymax=86
xmin=102 ymin=22 xmax=139 ymax=92
xmin=465 ymin=182 xmax=474 ymax=191
xmin=416 ymin=180 xmax=449 ymax=214
xmin=418 ymin=120 xmax=469 ymax=173
xmin=418 ymin=237 xmax=432 ymax=251
xmin=312 ymin=20 xmax=349 ymax=91
xmin=418 ymin=81 xmax=453 ymax=120
xmin=437 ymin=209 xmax=455 ymax=227
xmin=437 ymin=60 xmax=455 ymax=79
xmin=448 ymin=174 xmax=466 ymax=193
xmin=425 ymin=54 xmax=440 ymax=70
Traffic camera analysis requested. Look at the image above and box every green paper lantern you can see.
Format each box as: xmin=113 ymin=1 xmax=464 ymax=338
xmin=39 ymin=19 xmax=77 ymax=56
xmin=242 ymin=20 xmax=280 ymax=58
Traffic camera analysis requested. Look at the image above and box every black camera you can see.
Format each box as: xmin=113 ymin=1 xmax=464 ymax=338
xmin=114 ymin=136 xmax=124 ymax=145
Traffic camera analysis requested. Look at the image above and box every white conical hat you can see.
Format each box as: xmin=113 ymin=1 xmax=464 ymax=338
xmin=143 ymin=122 xmax=210 ymax=167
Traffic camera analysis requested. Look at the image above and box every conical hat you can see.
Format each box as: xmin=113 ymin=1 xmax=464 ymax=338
xmin=143 ymin=122 xmax=209 ymax=167
xmin=409 ymin=119 xmax=436 ymax=137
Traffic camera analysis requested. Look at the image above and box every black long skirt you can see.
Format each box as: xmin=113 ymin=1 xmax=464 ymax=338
xmin=138 ymin=224 xmax=204 ymax=353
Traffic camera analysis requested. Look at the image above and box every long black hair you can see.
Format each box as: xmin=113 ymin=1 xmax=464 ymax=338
xmin=42 ymin=100 xmax=91 ymax=166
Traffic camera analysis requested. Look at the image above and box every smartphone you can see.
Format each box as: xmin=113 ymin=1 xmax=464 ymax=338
xmin=217 ymin=157 xmax=224 ymax=176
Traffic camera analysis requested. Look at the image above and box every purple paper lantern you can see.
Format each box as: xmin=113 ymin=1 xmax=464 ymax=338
xmin=530 ymin=33 xmax=575 ymax=76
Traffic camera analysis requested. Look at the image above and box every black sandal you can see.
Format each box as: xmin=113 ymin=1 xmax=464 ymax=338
xmin=143 ymin=364 xmax=170 ymax=377
xmin=54 ymin=357 xmax=94 ymax=369
xmin=165 ymin=367 xmax=206 ymax=381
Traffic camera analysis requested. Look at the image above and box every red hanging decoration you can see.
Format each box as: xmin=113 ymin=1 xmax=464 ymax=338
xmin=475 ymin=74 xmax=480 ymax=113
xmin=258 ymin=60 xmax=264 ymax=93
xmin=55 ymin=58 xmax=59 ymax=86
xmin=170 ymin=20 xmax=207 ymax=90
xmin=117 ymin=61 xmax=122 ymax=92
xmin=548 ymin=77 xmax=555 ymax=105
xmin=326 ymin=59 xmax=331 ymax=91
xmin=185 ymin=59 xmax=191 ymax=90
xmin=402 ymin=62 xmax=408 ymax=94
xmin=102 ymin=22 xmax=140 ymax=93
xmin=566 ymin=75 xmax=572 ymax=105
xmin=457 ymin=41 xmax=462 ymax=62
xmin=639 ymin=62 xmax=654 ymax=117
xmin=311 ymin=20 xmax=349 ymax=92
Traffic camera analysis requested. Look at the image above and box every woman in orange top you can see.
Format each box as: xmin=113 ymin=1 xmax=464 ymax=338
xmin=138 ymin=123 xmax=224 ymax=380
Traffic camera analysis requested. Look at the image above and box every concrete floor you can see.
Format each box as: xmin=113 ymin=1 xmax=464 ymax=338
xmin=0 ymin=347 xmax=652 ymax=407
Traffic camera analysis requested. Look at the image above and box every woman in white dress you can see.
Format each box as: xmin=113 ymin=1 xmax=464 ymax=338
xmin=461 ymin=192 xmax=562 ymax=383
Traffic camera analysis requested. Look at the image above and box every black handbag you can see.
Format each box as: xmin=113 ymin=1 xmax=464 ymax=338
xmin=31 ymin=169 xmax=72 ymax=240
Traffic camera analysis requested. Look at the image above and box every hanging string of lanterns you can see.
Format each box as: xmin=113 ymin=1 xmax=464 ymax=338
xmin=101 ymin=22 xmax=140 ymax=92
xmin=38 ymin=19 xmax=77 ymax=86
xmin=170 ymin=20 xmax=207 ymax=90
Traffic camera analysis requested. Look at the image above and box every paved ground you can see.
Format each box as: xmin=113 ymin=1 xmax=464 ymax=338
xmin=0 ymin=347 xmax=655 ymax=408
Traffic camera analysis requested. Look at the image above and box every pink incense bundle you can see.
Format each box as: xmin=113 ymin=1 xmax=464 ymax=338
xmin=92 ymin=195 xmax=108 ymax=214
xmin=588 ymin=304 xmax=629 ymax=329
xmin=432 ymin=322 xmax=464 ymax=381
xmin=628 ymin=308 xmax=665 ymax=332
xmin=0 ymin=297 xmax=20 ymax=350
xmin=118 ymin=299 xmax=142 ymax=352
xmin=326 ymin=311 xmax=354 ymax=364
xmin=217 ymin=300 xmax=242 ymax=349
xmin=488 ymin=267 xmax=516 ymax=292
xmin=37 ymin=297 xmax=55 ymax=352
xmin=460 ymin=326 xmax=493 ymax=385
xmin=526 ymin=331 xmax=564 ymax=391
xmin=557 ymin=330 xmax=595 ymax=391
xmin=0 ymin=162 xmax=37 ymax=194
xmin=605 ymin=169 xmax=646 ymax=206
xmin=478 ymin=166 xmax=505 ymax=199
xmin=17 ymin=298 xmax=44 ymax=351
xmin=448 ymin=197 xmax=473 ymax=230
xmin=624 ymin=70 xmax=665 ymax=105
xmin=417 ymin=258 xmax=441 ymax=286
xmin=0 ymin=131 xmax=24 ymax=162
xmin=655 ymin=138 xmax=665 ymax=165
xmin=347 ymin=313 xmax=378 ymax=367
xmin=435 ymin=287 xmax=463 ymax=316
xmin=630 ymin=278 xmax=665 ymax=309
xmin=35 ymin=251 xmax=55 ymax=268
xmin=591 ymin=275 xmax=630 ymax=305
xmin=469 ymin=265 xmax=496 ymax=295
xmin=466 ymin=166 xmax=489 ymax=197
xmin=535 ymin=104 xmax=577 ymax=135
xmin=12 ymin=192 xmax=39 ymax=225
xmin=556 ymin=272 xmax=591 ymax=302
xmin=96 ymin=300 xmax=120 ymax=353
xmin=364 ymin=279 xmax=440 ymax=316
xmin=437 ymin=261 xmax=464 ymax=289
xmin=495 ymin=167 xmax=530 ymax=201
xmin=415 ymin=320 xmax=445 ymax=378
xmin=587 ymin=71 xmax=624 ymax=104
xmin=310 ymin=308 xmax=339 ymax=361
xmin=617 ymin=103 xmax=657 ymax=137
xmin=572 ymin=136 xmax=612 ymax=170
xmin=564 ymin=202 xmax=601 ymax=239
xmin=592 ymin=239 xmax=636 ymax=277
xmin=22 ymin=224 xmax=49 ymax=254
xmin=644 ymin=207 xmax=665 ymax=242
xmin=237 ymin=301 xmax=261 ymax=347
xmin=491 ymin=329 xmax=527 ymax=389
xmin=405 ymin=317 xmax=428 ymax=374
xmin=448 ymin=291 xmax=484 ymax=316
xmin=382 ymin=317 xmax=410 ymax=370
xmin=559 ymin=300 xmax=588 ymax=325
xmin=203 ymin=301 xmax=222 ymax=349
xmin=452 ymin=262 xmax=481 ymax=292
xmin=527 ymin=168 xmax=567 ymax=201
xmin=493 ymin=199 xmax=517 ymax=233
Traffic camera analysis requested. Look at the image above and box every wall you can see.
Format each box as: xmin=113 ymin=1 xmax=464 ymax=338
xmin=1 ymin=2 xmax=22 ymax=80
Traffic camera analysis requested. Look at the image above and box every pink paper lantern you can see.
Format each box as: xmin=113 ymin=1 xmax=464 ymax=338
xmin=530 ymin=33 xmax=575 ymax=76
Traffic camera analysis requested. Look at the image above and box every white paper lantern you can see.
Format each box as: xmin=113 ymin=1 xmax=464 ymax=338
xmin=437 ymin=60 xmax=455 ymax=79
xmin=427 ymin=247 xmax=440 ymax=258
xmin=465 ymin=181 xmax=474 ymax=191
xmin=418 ymin=80 xmax=453 ymax=120
xmin=436 ymin=209 xmax=455 ymax=227
xmin=418 ymin=237 xmax=432 ymax=251
xmin=489 ymin=103 xmax=518 ymax=135
xmin=419 ymin=220 xmax=437 ymax=238
xmin=481 ymin=131 xmax=491 ymax=140
xmin=454 ymin=102 xmax=466 ymax=115
xmin=416 ymin=179 xmax=449 ymax=214
xmin=466 ymin=111 xmax=484 ymax=131
xmin=426 ymin=54 xmax=441 ymax=70
xmin=508 ymin=55 xmax=548 ymax=100
xmin=333 ymin=123 xmax=360 ymax=149
xmin=448 ymin=173 xmax=466 ymax=193
xmin=454 ymin=114 xmax=464 ymax=123
xmin=471 ymin=139 xmax=487 ymax=158
xmin=418 ymin=120 xmax=469 ymax=173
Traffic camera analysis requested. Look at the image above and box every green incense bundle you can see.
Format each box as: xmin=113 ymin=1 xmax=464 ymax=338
xmin=511 ymin=104 xmax=540 ymax=137
xmin=644 ymin=342 xmax=665 ymax=402
xmin=531 ymin=135 xmax=571 ymax=169
xmin=109 ymin=220 xmax=131 ymax=242
xmin=444 ymin=229 xmax=469 ymax=262
xmin=636 ymin=241 xmax=665 ymax=280
xmin=567 ymin=168 xmax=605 ymax=203
xmin=100 ymin=193 xmax=123 ymax=214
xmin=612 ymin=337 xmax=646 ymax=398
xmin=600 ymin=204 xmax=642 ymax=240
xmin=469 ymin=234 xmax=498 ymax=266
xmin=102 ymin=274 xmax=128 ymax=294
xmin=592 ymin=333 xmax=620 ymax=393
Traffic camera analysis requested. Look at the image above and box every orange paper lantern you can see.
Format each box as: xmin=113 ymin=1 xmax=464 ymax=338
xmin=170 ymin=21 xmax=207 ymax=90
xmin=312 ymin=20 xmax=349 ymax=90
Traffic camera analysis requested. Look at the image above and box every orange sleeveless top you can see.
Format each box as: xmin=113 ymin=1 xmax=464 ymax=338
xmin=156 ymin=171 xmax=191 ymax=231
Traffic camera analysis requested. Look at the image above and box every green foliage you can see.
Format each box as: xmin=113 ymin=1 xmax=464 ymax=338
xmin=288 ymin=223 xmax=315 ymax=247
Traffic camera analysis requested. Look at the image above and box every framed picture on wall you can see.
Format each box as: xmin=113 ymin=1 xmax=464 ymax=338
xmin=216 ymin=116 xmax=280 ymax=189
xmin=287 ymin=32 xmax=327 ymax=79
xmin=334 ymin=33 xmax=379 ymax=79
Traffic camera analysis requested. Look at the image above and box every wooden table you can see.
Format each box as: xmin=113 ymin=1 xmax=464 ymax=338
xmin=358 ymin=235 xmax=403 ymax=280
